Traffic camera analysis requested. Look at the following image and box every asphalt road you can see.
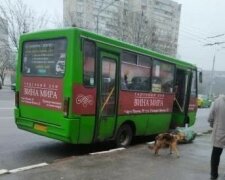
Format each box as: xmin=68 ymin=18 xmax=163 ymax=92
xmin=3 ymin=134 xmax=224 ymax=180
xmin=0 ymin=86 xmax=212 ymax=171
xmin=0 ymin=87 xmax=78 ymax=170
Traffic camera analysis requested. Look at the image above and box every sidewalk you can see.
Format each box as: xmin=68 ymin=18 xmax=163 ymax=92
xmin=1 ymin=133 xmax=225 ymax=180
xmin=194 ymin=108 xmax=212 ymax=134
xmin=0 ymin=107 xmax=217 ymax=180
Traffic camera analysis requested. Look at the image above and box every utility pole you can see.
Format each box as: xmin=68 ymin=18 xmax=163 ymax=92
xmin=204 ymin=35 xmax=225 ymax=98
xmin=208 ymin=54 xmax=215 ymax=98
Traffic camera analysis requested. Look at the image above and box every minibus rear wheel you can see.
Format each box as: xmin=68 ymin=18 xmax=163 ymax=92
xmin=115 ymin=124 xmax=133 ymax=147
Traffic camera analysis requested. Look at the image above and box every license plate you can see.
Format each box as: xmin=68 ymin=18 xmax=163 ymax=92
xmin=34 ymin=124 xmax=47 ymax=132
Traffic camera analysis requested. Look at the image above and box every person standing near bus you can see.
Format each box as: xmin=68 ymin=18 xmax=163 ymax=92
xmin=208 ymin=94 xmax=225 ymax=179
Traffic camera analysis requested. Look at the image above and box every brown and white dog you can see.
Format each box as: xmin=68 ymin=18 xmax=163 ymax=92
xmin=148 ymin=132 xmax=185 ymax=158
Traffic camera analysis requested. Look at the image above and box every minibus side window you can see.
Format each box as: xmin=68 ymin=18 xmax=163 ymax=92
xmin=152 ymin=60 xmax=175 ymax=93
xmin=83 ymin=40 xmax=96 ymax=87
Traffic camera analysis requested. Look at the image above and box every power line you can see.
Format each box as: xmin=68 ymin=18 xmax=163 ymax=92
xmin=207 ymin=34 xmax=225 ymax=39
xmin=179 ymin=28 xmax=225 ymax=46
xmin=181 ymin=24 xmax=215 ymax=37
xmin=178 ymin=31 xmax=209 ymax=44
xmin=179 ymin=28 xmax=209 ymax=43
xmin=180 ymin=25 xmax=225 ymax=46
xmin=204 ymin=42 xmax=225 ymax=46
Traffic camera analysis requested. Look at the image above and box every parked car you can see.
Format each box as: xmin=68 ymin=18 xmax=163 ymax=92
xmin=0 ymin=81 xmax=2 ymax=89
xmin=11 ymin=83 xmax=16 ymax=91
xmin=197 ymin=94 xmax=212 ymax=108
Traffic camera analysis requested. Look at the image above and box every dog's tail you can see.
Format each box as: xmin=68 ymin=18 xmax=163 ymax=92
xmin=148 ymin=144 xmax=154 ymax=150
xmin=148 ymin=140 xmax=156 ymax=150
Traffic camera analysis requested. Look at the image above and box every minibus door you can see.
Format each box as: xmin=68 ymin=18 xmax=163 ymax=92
xmin=183 ymin=71 xmax=192 ymax=125
xmin=173 ymin=69 xmax=192 ymax=126
xmin=94 ymin=51 xmax=118 ymax=142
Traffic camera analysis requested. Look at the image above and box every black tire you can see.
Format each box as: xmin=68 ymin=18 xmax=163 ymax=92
xmin=116 ymin=124 xmax=133 ymax=147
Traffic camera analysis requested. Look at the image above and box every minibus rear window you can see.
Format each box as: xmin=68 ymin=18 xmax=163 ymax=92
xmin=22 ymin=38 xmax=67 ymax=77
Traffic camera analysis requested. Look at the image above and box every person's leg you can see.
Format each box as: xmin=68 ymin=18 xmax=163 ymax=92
xmin=211 ymin=146 xmax=223 ymax=179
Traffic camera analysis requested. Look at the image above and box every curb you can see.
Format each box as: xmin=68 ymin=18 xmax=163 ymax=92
xmin=196 ymin=129 xmax=212 ymax=136
xmin=0 ymin=163 xmax=48 ymax=176
xmin=0 ymin=169 xmax=9 ymax=175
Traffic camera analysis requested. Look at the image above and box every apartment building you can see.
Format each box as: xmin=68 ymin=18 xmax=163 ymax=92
xmin=152 ymin=0 xmax=181 ymax=56
xmin=63 ymin=0 xmax=181 ymax=57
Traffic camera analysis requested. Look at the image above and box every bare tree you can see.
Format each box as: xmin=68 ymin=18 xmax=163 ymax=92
xmin=62 ymin=0 xmax=95 ymax=30
xmin=63 ymin=8 xmax=78 ymax=27
xmin=112 ymin=10 xmax=178 ymax=57
xmin=0 ymin=0 xmax=48 ymax=51
xmin=109 ymin=8 xmax=126 ymax=41
xmin=150 ymin=24 xmax=177 ymax=56
xmin=110 ymin=9 xmax=154 ymax=49
xmin=0 ymin=0 xmax=48 ymax=85
xmin=129 ymin=11 xmax=154 ymax=48
xmin=0 ymin=48 xmax=10 ymax=85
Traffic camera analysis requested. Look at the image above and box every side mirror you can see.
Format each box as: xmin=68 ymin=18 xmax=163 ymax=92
xmin=199 ymin=71 xmax=203 ymax=83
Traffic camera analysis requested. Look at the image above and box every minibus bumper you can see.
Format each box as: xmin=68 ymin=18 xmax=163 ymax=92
xmin=14 ymin=108 xmax=80 ymax=144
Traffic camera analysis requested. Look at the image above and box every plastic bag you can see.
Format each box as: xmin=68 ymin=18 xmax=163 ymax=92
xmin=175 ymin=127 xmax=196 ymax=143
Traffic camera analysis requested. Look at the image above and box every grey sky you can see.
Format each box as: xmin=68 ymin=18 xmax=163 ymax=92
xmin=23 ymin=0 xmax=225 ymax=71
xmin=176 ymin=0 xmax=225 ymax=71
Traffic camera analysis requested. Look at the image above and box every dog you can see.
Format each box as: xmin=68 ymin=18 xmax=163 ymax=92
xmin=148 ymin=132 xmax=185 ymax=158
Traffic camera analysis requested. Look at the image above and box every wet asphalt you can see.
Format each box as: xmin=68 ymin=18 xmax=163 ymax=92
xmin=2 ymin=133 xmax=225 ymax=180
xmin=1 ymin=86 xmax=220 ymax=180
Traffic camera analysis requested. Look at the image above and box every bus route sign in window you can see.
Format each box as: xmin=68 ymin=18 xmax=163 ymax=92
xmin=152 ymin=60 xmax=175 ymax=93
xmin=22 ymin=38 xmax=67 ymax=77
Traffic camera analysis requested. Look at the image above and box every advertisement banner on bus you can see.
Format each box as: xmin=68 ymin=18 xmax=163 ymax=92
xmin=119 ymin=91 xmax=175 ymax=114
xmin=20 ymin=77 xmax=63 ymax=110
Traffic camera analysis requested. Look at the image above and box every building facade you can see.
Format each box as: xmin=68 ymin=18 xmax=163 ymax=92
xmin=152 ymin=0 xmax=181 ymax=56
xmin=63 ymin=0 xmax=181 ymax=57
